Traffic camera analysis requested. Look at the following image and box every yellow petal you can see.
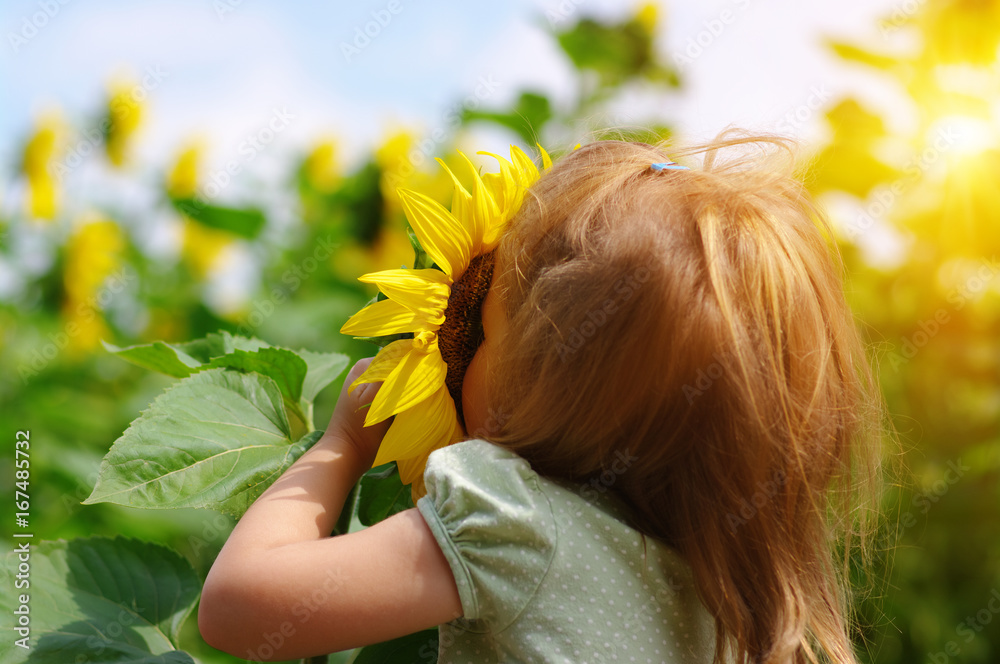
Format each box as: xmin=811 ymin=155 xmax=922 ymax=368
xmin=340 ymin=298 xmax=429 ymax=337
xmin=349 ymin=338 xmax=413 ymax=393
xmin=478 ymin=150 xmax=516 ymax=209
xmin=373 ymin=384 xmax=457 ymax=467
xmin=366 ymin=338 xmax=448 ymax=424
xmin=510 ymin=145 xmax=541 ymax=185
xmin=358 ymin=268 xmax=451 ymax=318
xmin=436 ymin=157 xmax=472 ymax=229
xmin=398 ymin=188 xmax=471 ymax=278
xmin=458 ymin=152 xmax=499 ymax=253
xmin=538 ymin=143 xmax=552 ymax=171
xmin=397 ymin=417 xmax=464 ymax=485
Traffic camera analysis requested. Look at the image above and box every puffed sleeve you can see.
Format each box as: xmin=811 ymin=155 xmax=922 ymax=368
xmin=416 ymin=439 xmax=557 ymax=631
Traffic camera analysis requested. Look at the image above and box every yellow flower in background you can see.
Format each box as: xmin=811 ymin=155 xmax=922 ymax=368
xmin=167 ymin=143 xmax=231 ymax=278
xmin=636 ymin=2 xmax=659 ymax=34
xmin=105 ymin=79 xmax=143 ymax=167
xmin=341 ymin=145 xmax=549 ymax=489
xmin=371 ymin=225 xmax=417 ymax=272
xmin=303 ymin=140 xmax=341 ymax=193
xmin=375 ymin=130 xmax=453 ymax=216
xmin=182 ymin=220 xmax=232 ymax=279
xmin=375 ymin=131 xmax=415 ymax=210
xmin=22 ymin=116 xmax=62 ymax=220
xmin=167 ymin=144 xmax=202 ymax=199
xmin=63 ymin=215 xmax=125 ymax=354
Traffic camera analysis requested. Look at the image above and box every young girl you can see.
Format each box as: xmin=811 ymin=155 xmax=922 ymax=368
xmin=199 ymin=136 xmax=883 ymax=663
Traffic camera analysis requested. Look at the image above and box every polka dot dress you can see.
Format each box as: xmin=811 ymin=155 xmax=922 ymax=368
xmin=417 ymin=440 xmax=716 ymax=664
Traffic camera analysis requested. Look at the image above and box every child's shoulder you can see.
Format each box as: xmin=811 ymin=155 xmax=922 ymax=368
xmin=421 ymin=438 xmax=664 ymax=546
xmin=418 ymin=438 xmax=715 ymax=661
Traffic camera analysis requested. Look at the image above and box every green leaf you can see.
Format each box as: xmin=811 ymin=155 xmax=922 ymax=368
xmin=356 ymin=463 xmax=414 ymax=527
xmin=205 ymin=346 xmax=308 ymax=404
xmin=169 ymin=333 xmax=230 ymax=364
xmin=298 ymin=349 xmax=350 ymax=402
xmin=84 ymin=369 xmax=323 ymax=517
xmin=332 ymin=161 xmax=384 ymax=246
xmin=222 ymin=331 xmax=271 ymax=353
xmin=556 ymin=18 xmax=653 ymax=83
xmin=171 ymin=198 xmax=267 ymax=239
xmin=103 ymin=340 xmax=202 ymax=378
xmin=351 ymin=629 xmax=438 ymax=664
xmin=462 ymin=92 xmax=553 ymax=145
xmin=0 ymin=536 xmax=199 ymax=663
xmin=106 ymin=332 xmax=272 ymax=377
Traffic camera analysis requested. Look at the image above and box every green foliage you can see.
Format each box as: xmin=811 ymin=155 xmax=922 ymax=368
xmin=0 ymin=537 xmax=200 ymax=664
xmin=463 ymin=91 xmax=553 ymax=145
xmin=171 ymin=198 xmax=267 ymax=239
xmin=350 ymin=630 xmax=438 ymax=663
xmin=87 ymin=333 xmax=347 ymax=515
xmin=357 ymin=463 xmax=414 ymax=527
xmin=555 ymin=14 xmax=677 ymax=87
xmin=84 ymin=369 xmax=323 ymax=516
xmin=1 ymin=5 xmax=687 ymax=663
xmin=102 ymin=340 xmax=204 ymax=378
xmin=810 ymin=2 xmax=1000 ymax=663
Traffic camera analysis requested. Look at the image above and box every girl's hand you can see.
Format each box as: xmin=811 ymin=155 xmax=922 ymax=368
xmin=322 ymin=357 xmax=391 ymax=470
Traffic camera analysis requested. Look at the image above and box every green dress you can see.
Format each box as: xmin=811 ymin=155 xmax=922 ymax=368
xmin=417 ymin=439 xmax=717 ymax=664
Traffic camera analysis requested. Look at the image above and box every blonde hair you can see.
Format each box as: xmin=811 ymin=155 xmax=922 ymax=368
xmin=485 ymin=136 xmax=884 ymax=664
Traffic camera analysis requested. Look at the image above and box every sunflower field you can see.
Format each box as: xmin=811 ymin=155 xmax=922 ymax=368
xmin=1 ymin=2 xmax=999 ymax=663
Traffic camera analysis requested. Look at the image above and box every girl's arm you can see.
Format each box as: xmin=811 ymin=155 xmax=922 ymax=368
xmin=198 ymin=358 xmax=463 ymax=661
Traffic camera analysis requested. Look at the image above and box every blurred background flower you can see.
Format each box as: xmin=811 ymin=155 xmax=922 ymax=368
xmin=20 ymin=114 xmax=62 ymax=220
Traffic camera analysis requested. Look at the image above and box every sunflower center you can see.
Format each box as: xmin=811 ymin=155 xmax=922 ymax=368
xmin=438 ymin=250 xmax=495 ymax=427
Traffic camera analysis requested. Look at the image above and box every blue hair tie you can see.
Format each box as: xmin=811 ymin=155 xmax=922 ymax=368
xmin=650 ymin=161 xmax=688 ymax=171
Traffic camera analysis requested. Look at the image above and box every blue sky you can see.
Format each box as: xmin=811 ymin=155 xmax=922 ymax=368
xmin=1 ymin=0 xmax=910 ymax=161
xmin=0 ymin=0 xmax=912 ymax=292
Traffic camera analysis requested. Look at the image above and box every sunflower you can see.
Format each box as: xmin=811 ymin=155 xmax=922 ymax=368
xmin=340 ymin=144 xmax=550 ymax=489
